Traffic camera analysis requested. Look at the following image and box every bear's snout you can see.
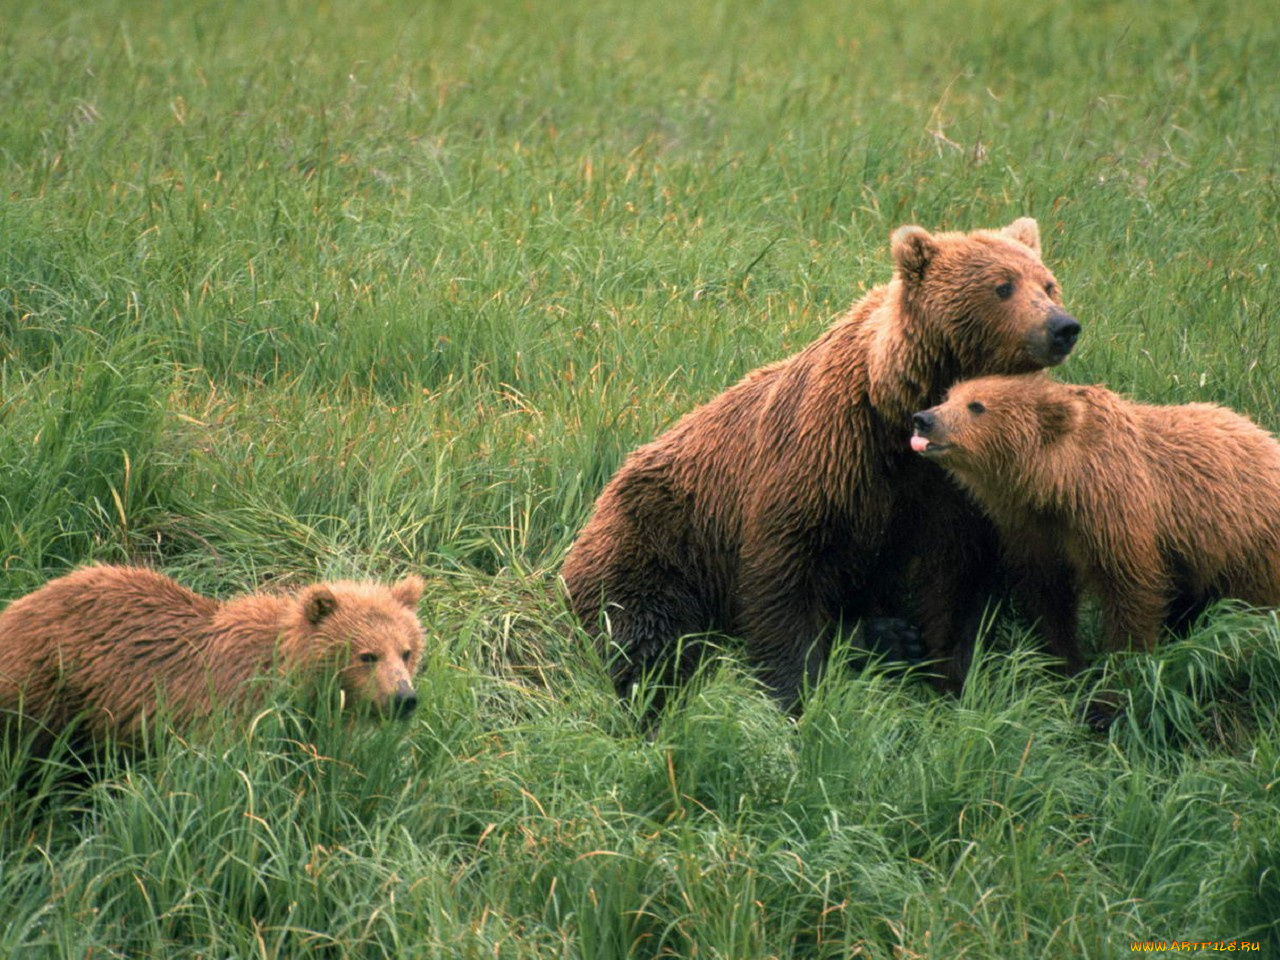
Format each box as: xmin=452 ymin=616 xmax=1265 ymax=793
xmin=1046 ymin=308 xmax=1081 ymax=359
xmin=910 ymin=410 xmax=944 ymax=455
xmin=390 ymin=680 xmax=419 ymax=719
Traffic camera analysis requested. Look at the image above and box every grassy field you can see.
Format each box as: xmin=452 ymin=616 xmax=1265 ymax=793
xmin=2 ymin=0 xmax=1280 ymax=955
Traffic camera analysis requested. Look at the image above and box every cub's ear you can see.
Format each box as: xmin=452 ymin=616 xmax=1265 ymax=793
xmin=1037 ymin=398 xmax=1077 ymax=443
xmin=391 ymin=574 xmax=424 ymax=609
xmin=891 ymin=225 xmax=938 ymax=283
xmin=1001 ymin=217 xmax=1041 ymax=254
xmin=302 ymin=585 xmax=339 ymax=626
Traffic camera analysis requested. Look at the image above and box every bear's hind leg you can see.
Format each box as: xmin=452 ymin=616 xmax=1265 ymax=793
xmin=586 ymin=576 xmax=716 ymax=703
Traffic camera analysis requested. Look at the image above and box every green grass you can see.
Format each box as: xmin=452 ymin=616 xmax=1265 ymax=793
xmin=2 ymin=0 xmax=1280 ymax=955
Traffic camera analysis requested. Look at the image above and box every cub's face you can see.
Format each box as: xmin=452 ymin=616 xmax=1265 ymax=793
xmin=297 ymin=575 xmax=426 ymax=719
xmin=892 ymin=218 xmax=1080 ymax=375
xmin=909 ymin=374 xmax=1071 ymax=482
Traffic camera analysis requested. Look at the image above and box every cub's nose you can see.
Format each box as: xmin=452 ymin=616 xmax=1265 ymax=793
xmin=391 ymin=681 xmax=419 ymax=719
xmin=912 ymin=411 xmax=936 ymax=435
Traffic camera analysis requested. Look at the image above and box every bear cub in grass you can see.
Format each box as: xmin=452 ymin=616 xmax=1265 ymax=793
xmin=0 ymin=565 xmax=426 ymax=749
xmin=562 ymin=218 xmax=1080 ymax=705
xmin=912 ymin=373 xmax=1280 ymax=670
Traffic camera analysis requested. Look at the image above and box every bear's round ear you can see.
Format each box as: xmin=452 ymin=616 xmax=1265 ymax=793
xmin=391 ymin=574 xmax=424 ymax=609
xmin=302 ymin=586 xmax=339 ymax=626
xmin=891 ymin=225 xmax=937 ymax=283
xmin=1001 ymin=217 xmax=1041 ymax=254
xmin=1037 ymin=397 xmax=1078 ymax=443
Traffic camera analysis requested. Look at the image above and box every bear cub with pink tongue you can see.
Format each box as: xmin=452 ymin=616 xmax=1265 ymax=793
xmin=912 ymin=373 xmax=1280 ymax=670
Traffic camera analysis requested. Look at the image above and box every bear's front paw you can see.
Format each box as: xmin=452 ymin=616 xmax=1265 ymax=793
xmin=1081 ymin=694 xmax=1121 ymax=734
xmin=858 ymin=616 xmax=926 ymax=665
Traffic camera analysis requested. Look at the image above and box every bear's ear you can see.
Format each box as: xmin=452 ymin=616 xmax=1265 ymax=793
xmin=391 ymin=574 xmax=424 ymax=609
xmin=891 ymin=225 xmax=938 ymax=283
xmin=1001 ymin=217 xmax=1040 ymax=254
xmin=302 ymin=586 xmax=339 ymax=626
xmin=1037 ymin=398 xmax=1077 ymax=443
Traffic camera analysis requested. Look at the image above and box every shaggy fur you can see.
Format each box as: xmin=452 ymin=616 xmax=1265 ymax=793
xmin=562 ymin=218 xmax=1080 ymax=704
xmin=912 ymin=373 xmax=1280 ymax=667
xmin=0 ymin=565 xmax=426 ymax=748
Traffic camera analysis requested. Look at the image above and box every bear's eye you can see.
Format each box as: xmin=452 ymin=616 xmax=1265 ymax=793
xmin=358 ymin=652 xmax=379 ymax=665
xmin=401 ymin=651 xmax=412 ymax=665
xmin=967 ymin=401 xmax=987 ymax=415
xmin=994 ymin=281 xmax=1015 ymax=300
xmin=1044 ymin=281 xmax=1056 ymax=297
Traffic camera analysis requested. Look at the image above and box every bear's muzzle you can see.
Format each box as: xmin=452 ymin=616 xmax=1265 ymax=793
xmin=1044 ymin=308 xmax=1081 ymax=363
xmin=389 ymin=680 xmax=419 ymax=719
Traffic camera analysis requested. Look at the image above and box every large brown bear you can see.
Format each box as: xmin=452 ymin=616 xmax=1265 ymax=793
xmin=910 ymin=373 xmax=1280 ymax=668
xmin=0 ymin=565 xmax=426 ymax=748
xmin=562 ymin=218 xmax=1080 ymax=705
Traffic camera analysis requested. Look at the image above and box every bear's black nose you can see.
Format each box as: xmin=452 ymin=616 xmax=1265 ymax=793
xmin=391 ymin=685 xmax=419 ymax=719
xmin=912 ymin=411 xmax=935 ymax=434
xmin=1048 ymin=309 xmax=1081 ymax=352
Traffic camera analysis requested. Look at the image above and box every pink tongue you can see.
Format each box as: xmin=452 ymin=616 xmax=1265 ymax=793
xmin=910 ymin=435 xmax=930 ymax=453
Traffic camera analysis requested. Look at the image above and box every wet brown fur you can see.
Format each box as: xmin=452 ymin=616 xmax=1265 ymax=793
xmin=0 ymin=565 xmax=426 ymax=747
xmin=914 ymin=374 xmax=1280 ymax=667
xmin=561 ymin=219 xmax=1077 ymax=703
